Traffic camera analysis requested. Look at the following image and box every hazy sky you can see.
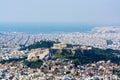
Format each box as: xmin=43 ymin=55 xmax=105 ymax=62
xmin=0 ymin=0 xmax=120 ymax=24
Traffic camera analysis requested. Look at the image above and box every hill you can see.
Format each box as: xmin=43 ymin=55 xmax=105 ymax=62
xmin=91 ymin=26 xmax=120 ymax=34
xmin=19 ymin=40 xmax=120 ymax=65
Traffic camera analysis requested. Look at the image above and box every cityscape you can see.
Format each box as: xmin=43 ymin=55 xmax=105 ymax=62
xmin=0 ymin=27 xmax=120 ymax=80
xmin=0 ymin=0 xmax=120 ymax=80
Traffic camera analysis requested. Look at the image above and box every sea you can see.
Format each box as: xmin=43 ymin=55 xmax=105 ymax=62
xmin=0 ymin=23 xmax=105 ymax=34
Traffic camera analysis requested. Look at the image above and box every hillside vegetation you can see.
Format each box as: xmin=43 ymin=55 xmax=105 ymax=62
xmin=19 ymin=40 xmax=58 ymax=50
xmin=19 ymin=41 xmax=120 ymax=65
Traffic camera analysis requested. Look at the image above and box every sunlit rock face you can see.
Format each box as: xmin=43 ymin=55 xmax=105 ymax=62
xmin=27 ymin=48 xmax=49 ymax=60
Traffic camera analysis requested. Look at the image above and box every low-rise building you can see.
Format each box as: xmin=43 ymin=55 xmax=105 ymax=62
xmin=52 ymin=43 xmax=67 ymax=49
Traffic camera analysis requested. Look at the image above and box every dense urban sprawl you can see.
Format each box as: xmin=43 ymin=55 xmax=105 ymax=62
xmin=0 ymin=27 xmax=120 ymax=80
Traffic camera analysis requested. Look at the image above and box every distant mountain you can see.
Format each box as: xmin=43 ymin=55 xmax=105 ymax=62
xmin=91 ymin=26 xmax=120 ymax=34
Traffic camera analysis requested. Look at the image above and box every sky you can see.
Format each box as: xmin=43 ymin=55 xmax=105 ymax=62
xmin=0 ymin=0 xmax=120 ymax=25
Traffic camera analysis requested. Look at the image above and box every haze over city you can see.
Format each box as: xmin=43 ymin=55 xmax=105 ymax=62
xmin=0 ymin=0 xmax=120 ymax=80
xmin=0 ymin=0 xmax=120 ymax=24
